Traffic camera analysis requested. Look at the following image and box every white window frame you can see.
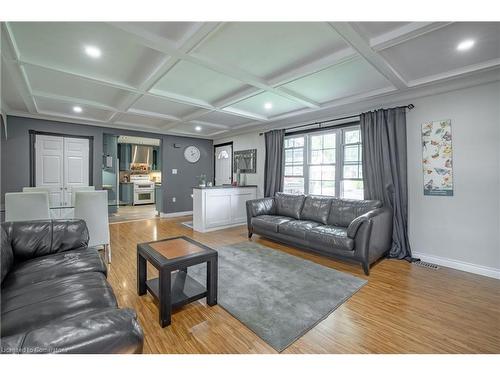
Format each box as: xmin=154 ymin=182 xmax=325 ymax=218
xmin=283 ymin=136 xmax=305 ymax=194
xmin=282 ymin=124 xmax=363 ymax=198
xmin=340 ymin=125 xmax=363 ymax=199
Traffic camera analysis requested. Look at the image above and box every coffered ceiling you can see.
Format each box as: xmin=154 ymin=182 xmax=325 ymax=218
xmin=1 ymin=22 xmax=499 ymax=138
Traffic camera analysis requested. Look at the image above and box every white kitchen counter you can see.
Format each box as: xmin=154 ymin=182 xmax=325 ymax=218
xmin=192 ymin=185 xmax=257 ymax=233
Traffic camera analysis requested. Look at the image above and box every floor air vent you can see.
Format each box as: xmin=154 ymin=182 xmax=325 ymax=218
xmin=414 ymin=260 xmax=440 ymax=270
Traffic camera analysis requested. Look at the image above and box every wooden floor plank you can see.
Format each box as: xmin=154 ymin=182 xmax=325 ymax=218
xmin=107 ymin=216 xmax=500 ymax=354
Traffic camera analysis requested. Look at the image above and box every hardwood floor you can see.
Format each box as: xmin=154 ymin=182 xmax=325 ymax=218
xmin=108 ymin=216 xmax=500 ymax=354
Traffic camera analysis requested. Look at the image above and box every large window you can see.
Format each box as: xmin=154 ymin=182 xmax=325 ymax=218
xmin=283 ymin=126 xmax=364 ymax=199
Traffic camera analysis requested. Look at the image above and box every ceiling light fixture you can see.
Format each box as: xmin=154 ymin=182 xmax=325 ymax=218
xmin=73 ymin=106 xmax=82 ymax=113
xmin=84 ymin=45 xmax=102 ymax=58
xmin=264 ymin=102 xmax=273 ymax=110
xmin=195 ymin=126 xmax=202 ymax=132
xmin=456 ymin=39 xmax=475 ymax=51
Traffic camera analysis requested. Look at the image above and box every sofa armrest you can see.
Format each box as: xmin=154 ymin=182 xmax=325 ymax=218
xmin=246 ymin=198 xmax=275 ymax=233
xmin=347 ymin=208 xmax=387 ymax=238
xmin=1 ymin=220 xmax=90 ymax=263
xmin=352 ymin=207 xmax=393 ymax=265
xmin=0 ymin=308 xmax=144 ymax=354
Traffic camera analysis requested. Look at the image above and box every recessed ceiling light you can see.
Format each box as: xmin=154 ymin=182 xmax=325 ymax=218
xmin=73 ymin=106 xmax=82 ymax=113
xmin=84 ymin=45 xmax=101 ymax=58
xmin=264 ymin=102 xmax=273 ymax=110
xmin=195 ymin=126 xmax=202 ymax=132
xmin=457 ymin=39 xmax=475 ymax=51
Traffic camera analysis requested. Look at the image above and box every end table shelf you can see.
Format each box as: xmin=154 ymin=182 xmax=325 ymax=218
xmin=145 ymin=271 xmax=207 ymax=309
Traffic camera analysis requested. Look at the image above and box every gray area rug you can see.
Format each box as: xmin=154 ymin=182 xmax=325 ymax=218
xmin=187 ymin=241 xmax=366 ymax=352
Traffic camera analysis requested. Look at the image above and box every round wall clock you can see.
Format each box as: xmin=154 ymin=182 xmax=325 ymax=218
xmin=184 ymin=145 xmax=201 ymax=163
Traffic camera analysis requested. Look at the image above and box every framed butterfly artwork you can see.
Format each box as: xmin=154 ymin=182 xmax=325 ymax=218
xmin=422 ymin=119 xmax=453 ymax=196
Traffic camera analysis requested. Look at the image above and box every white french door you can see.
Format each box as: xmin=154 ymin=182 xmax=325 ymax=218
xmin=215 ymin=144 xmax=233 ymax=186
xmin=35 ymin=134 xmax=90 ymax=208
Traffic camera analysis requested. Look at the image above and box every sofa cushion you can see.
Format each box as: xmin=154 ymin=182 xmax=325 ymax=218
xmin=300 ymin=195 xmax=333 ymax=224
xmin=1 ymin=272 xmax=117 ymax=337
xmin=328 ymin=198 xmax=382 ymax=227
xmin=2 ymin=220 xmax=89 ymax=263
xmin=305 ymin=225 xmax=354 ymax=251
xmin=1 ymin=308 xmax=144 ymax=354
xmin=274 ymin=192 xmax=305 ymax=219
xmin=278 ymin=220 xmax=321 ymax=240
xmin=2 ymin=248 xmax=107 ymax=289
xmin=1 ymin=227 xmax=14 ymax=285
xmin=252 ymin=215 xmax=293 ymax=233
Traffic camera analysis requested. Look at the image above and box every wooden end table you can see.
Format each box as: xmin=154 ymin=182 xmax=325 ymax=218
xmin=137 ymin=236 xmax=218 ymax=327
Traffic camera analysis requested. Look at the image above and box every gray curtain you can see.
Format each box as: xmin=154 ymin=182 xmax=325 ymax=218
xmin=360 ymin=107 xmax=412 ymax=260
xmin=264 ymin=129 xmax=285 ymax=197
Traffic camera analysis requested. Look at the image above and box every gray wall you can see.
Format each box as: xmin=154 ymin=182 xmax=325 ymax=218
xmin=162 ymin=135 xmax=214 ymax=213
xmin=1 ymin=116 xmax=213 ymax=214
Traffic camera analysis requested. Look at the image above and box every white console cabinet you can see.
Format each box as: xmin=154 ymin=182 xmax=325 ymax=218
xmin=193 ymin=186 xmax=257 ymax=232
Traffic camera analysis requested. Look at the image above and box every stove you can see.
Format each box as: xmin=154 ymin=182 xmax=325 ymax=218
xmin=130 ymin=175 xmax=155 ymax=205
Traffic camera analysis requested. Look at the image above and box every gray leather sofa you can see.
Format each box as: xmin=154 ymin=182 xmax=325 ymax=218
xmin=246 ymin=193 xmax=392 ymax=275
xmin=1 ymin=220 xmax=144 ymax=354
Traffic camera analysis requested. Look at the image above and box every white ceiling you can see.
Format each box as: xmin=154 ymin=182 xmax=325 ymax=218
xmin=1 ymin=22 xmax=499 ymax=138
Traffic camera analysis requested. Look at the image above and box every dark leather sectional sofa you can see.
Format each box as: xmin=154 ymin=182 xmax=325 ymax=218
xmin=246 ymin=193 xmax=393 ymax=275
xmin=0 ymin=220 xmax=144 ymax=354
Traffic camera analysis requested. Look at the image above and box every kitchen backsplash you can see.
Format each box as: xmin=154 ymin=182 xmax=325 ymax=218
xmin=120 ymin=171 xmax=161 ymax=183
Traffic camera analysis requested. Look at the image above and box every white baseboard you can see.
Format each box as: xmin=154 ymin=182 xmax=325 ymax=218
xmin=412 ymin=252 xmax=500 ymax=280
xmin=159 ymin=210 xmax=193 ymax=218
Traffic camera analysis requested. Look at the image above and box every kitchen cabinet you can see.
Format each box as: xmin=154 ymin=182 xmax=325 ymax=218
xmin=119 ymin=183 xmax=134 ymax=205
xmin=193 ymin=186 xmax=257 ymax=232
xmin=152 ymin=146 xmax=160 ymax=171
xmin=118 ymin=143 xmax=132 ymax=171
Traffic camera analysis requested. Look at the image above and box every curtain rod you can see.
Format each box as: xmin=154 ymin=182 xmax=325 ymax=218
xmin=258 ymin=104 xmax=414 ymax=136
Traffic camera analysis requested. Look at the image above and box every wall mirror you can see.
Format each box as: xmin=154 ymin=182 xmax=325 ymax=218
xmin=233 ymin=149 xmax=257 ymax=173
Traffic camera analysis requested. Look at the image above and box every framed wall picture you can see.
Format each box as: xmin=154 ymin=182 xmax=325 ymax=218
xmin=422 ymin=119 xmax=453 ymax=196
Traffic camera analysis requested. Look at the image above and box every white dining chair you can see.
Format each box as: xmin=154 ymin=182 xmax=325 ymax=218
xmin=71 ymin=186 xmax=95 ymax=206
xmin=5 ymin=192 xmax=51 ymax=222
xmin=22 ymin=187 xmax=50 ymax=194
xmin=74 ymin=190 xmax=112 ymax=263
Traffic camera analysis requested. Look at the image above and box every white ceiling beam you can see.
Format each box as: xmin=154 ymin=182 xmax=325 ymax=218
xmin=116 ymin=23 xmax=224 ymax=118
xmin=213 ymin=87 xmax=264 ymax=108
xmin=407 ymin=58 xmax=500 ymax=87
xmin=188 ymin=120 xmax=230 ymax=130
xmin=107 ymin=22 xmax=321 ymax=109
xmin=2 ymin=24 xmax=38 ymax=113
xmin=31 ymin=90 xmax=118 ymax=111
xmin=329 ymin=22 xmax=408 ymax=90
xmin=179 ymin=108 xmax=214 ymax=122
xmin=268 ymin=47 xmax=357 ymax=87
xmin=125 ymin=108 xmax=181 ymax=122
xmin=370 ymin=22 xmax=453 ymax=51
xmin=187 ymin=51 xmax=321 ymax=108
xmin=221 ymin=107 xmax=268 ymax=122
xmin=230 ymin=86 xmax=397 ymax=132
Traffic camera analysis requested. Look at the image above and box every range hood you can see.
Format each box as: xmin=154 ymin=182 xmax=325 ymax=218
xmin=131 ymin=145 xmax=152 ymax=165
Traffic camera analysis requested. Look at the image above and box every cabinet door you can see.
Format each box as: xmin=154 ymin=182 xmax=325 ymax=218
xmin=205 ymin=191 xmax=232 ymax=228
xmin=64 ymin=138 xmax=90 ymax=206
xmin=35 ymin=135 xmax=64 ymax=207
xmin=231 ymin=191 xmax=254 ymax=223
